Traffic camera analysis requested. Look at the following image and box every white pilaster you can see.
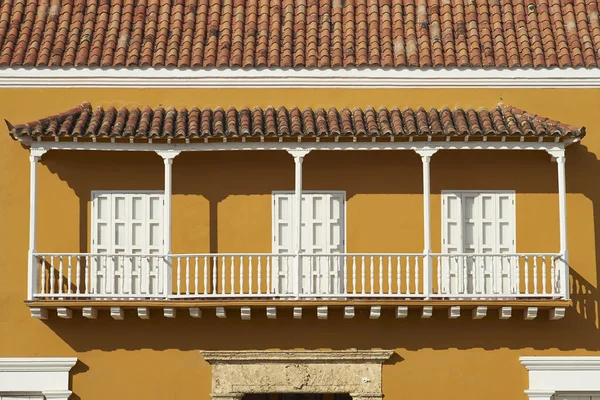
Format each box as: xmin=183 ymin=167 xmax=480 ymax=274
xmin=415 ymin=148 xmax=437 ymax=299
xmin=156 ymin=150 xmax=181 ymax=298
xmin=27 ymin=148 xmax=47 ymax=300
xmin=287 ymin=149 xmax=311 ymax=297
xmin=548 ymin=148 xmax=569 ymax=300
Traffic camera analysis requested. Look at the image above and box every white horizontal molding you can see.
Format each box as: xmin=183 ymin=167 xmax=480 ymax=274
xmin=521 ymin=356 xmax=600 ymax=399
xmin=26 ymin=140 xmax=567 ymax=154
xmin=2 ymin=67 xmax=600 ymax=88
xmin=0 ymin=357 xmax=77 ymax=397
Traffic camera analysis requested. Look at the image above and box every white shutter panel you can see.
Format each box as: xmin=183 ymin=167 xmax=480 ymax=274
xmin=272 ymin=193 xmax=294 ymax=294
xmin=496 ymin=192 xmax=516 ymax=294
xmin=442 ymin=192 xmax=463 ymax=294
xmin=327 ymin=193 xmax=345 ymax=294
xmin=92 ymin=193 xmax=112 ymax=295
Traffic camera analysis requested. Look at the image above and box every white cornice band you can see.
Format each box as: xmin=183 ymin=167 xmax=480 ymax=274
xmin=0 ymin=357 xmax=77 ymax=372
xmin=2 ymin=67 xmax=600 ymax=88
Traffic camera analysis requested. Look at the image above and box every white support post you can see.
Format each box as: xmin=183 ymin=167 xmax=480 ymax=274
xmin=27 ymin=148 xmax=47 ymax=300
xmin=416 ymin=149 xmax=437 ymax=299
xmin=548 ymin=148 xmax=569 ymax=300
xmin=156 ymin=150 xmax=181 ymax=298
xmin=287 ymin=149 xmax=311 ymax=298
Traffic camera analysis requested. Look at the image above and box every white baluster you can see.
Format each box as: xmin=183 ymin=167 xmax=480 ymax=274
xmin=416 ymin=256 xmax=420 ymax=295
xmin=462 ymin=256 xmax=467 ymax=295
xmin=406 ymin=256 xmax=411 ymax=295
xmin=211 ymin=255 xmax=217 ymax=294
xmin=327 ymin=256 xmax=332 ymax=295
xmin=49 ymin=256 xmax=56 ymax=295
xmin=353 ymin=256 xmax=357 ymax=295
xmin=397 ymin=256 xmax=401 ymax=295
xmin=387 ymin=256 xmax=392 ymax=295
xmin=551 ymin=256 xmax=556 ymax=295
xmin=377 ymin=256 xmax=383 ymax=295
xmin=183 ymin=257 xmax=189 ymax=295
xmin=257 ymin=256 xmax=262 ymax=295
xmin=67 ymin=256 xmax=73 ymax=294
xmin=120 ymin=255 xmax=125 ymax=295
xmin=249 ymin=256 xmax=253 ymax=295
xmin=241 ymin=256 xmax=245 ymax=295
xmin=40 ymin=256 xmax=46 ymax=295
xmin=266 ymin=256 xmax=271 ymax=294
xmin=533 ymin=256 xmax=539 ymax=295
xmin=435 ymin=256 xmax=441 ymax=295
xmin=524 ymin=256 xmax=530 ymax=295
xmin=58 ymin=256 xmax=64 ymax=295
xmin=194 ymin=257 xmax=199 ymax=295
xmin=361 ymin=256 xmax=366 ymax=295
xmin=203 ymin=256 xmax=208 ymax=295
xmin=146 ymin=256 xmax=151 ymax=295
xmin=221 ymin=256 xmax=226 ymax=295
xmin=542 ymin=256 xmax=547 ymax=295
xmin=370 ymin=256 xmax=375 ymax=295
xmin=74 ymin=256 xmax=79 ymax=295
xmin=230 ymin=256 xmax=235 ymax=295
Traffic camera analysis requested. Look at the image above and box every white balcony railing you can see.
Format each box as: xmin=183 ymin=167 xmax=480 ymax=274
xmin=32 ymin=252 xmax=566 ymax=300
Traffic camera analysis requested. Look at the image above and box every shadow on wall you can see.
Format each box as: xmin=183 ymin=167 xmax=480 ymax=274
xmin=34 ymin=145 xmax=600 ymax=352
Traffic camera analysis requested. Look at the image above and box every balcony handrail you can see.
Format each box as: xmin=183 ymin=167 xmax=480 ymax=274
xmin=34 ymin=252 xmax=562 ymax=256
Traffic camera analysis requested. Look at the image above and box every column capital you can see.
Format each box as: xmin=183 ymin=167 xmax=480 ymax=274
xmin=349 ymin=393 xmax=384 ymax=400
xmin=546 ymin=148 xmax=565 ymax=162
xmin=414 ymin=148 xmax=438 ymax=160
xmin=524 ymin=390 xmax=555 ymax=400
xmin=156 ymin=149 xmax=182 ymax=162
xmin=286 ymin=148 xmax=312 ymax=160
xmin=42 ymin=390 xmax=72 ymax=400
xmin=30 ymin=147 xmax=48 ymax=161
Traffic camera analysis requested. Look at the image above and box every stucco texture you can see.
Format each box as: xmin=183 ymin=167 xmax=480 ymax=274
xmin=0 ymin=88 xmax=598 ymax=400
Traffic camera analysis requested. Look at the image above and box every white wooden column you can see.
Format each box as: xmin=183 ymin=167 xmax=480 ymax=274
xmin=287 ymin=149 xmax=311 ymax=297
xmin=27 ymin=148 xmax=47 ymax=300
xmin=415 ymin=149 xmax=437 ymax=298
xmin=549 ymin=148 xmax=569 ymax=300
xmin=156 ymin=150 xmax=181 ymax=298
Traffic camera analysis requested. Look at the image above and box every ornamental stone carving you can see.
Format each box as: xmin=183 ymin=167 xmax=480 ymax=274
xmin=201 ymin=350 xmax=393 ymax=400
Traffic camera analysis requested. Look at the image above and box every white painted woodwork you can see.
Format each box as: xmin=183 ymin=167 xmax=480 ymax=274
xmin=8 ymin=67 xmax=600 ymax=89
xmin=30 ymin=308 xmax=47 ymax=320
xmin=164 ymin=308 xmax=176 ymax=318
xmin=273 ymin=191 xmax=345 ymax=296
xmin=370 ymin=306 xmax=382 ymax=319
xmin=500 ymin=306 xmax=513 ymax=319
xmin=473 ymin=306 xmax=487 ymax=319
xmin=344 ymin=306 xmax=355 ymax=319
xmin=91 ymin=191 xmax=164 ymax=297
xmin=189 ymin=307 xmax=202 ymax=318
xmin=554 ymin=151 xmax=570 ymax=300
xmin=525 ymin=307 xmax=539 ymax=320
xmin=417 ymin=150 xmax=437 ymax=299
xmin=27 ymin=150 xmax=46 ymax=301
xmin=422 ymin=306 xmax=433 ymax=318
xmin=0 ymin=358 xmax=77 ymax=399
xmin=82 ymin=307 xmax=97 ymax=319
xmin=521 ymin=357 xmax=600 ymax=400
xmin=110 ymin=307 xmax=124 ymax=320
xmin=317 ymin=306 xmax=328 ymax=319
xmin=293 ymin=307 xmax=302 ymax=319
xmin=448 ymin=306 xmax=460 ymax=319
xmin=396 ymin=306 xmax=408 ymax=318
xmin=554 ymin=396 xmax=600 ymax=400
xmin=137 ymin=307 xmax=150 ymax=319
xmin=266 ymin=306 xmax=277 ymax=319
xmin=56 ymin=308 xmax=71 ymax=319
xmin=216 ymin=307 xmax=227 ymax=318
xmin=240 ymin=307 xmax=251 ymax=320
xmin=550 ymin=307 xmax=566 ymax=320
xmin=441 ymin=191 xmax=517 ymax=296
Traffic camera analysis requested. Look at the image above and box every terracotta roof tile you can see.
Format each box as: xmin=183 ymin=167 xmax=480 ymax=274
xmin=7 ymin=102 xmax=585 ymax=141
xmin=7 ymin=0 xmax=600 ymax=69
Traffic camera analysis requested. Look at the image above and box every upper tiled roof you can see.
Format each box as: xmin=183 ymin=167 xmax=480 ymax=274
xmin=1 ymin=0 xmax=600 ymax=69
xmin=6 ymin=102 xmax=585 ymax=141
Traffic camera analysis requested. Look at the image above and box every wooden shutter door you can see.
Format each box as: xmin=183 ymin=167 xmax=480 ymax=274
xmin=495 ymin=192 xmax=516 ymax=294
xmin=92 ymin=192 xmax=113 ymax=295
xmin=442 ymin=192 xmax=463 ymax=294
xmin=272 ymin=193 xmax=294 ymax=294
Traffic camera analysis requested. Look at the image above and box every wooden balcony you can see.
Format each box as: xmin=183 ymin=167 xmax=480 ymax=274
xmin=32 ymin=252 xmax=566 ymax=301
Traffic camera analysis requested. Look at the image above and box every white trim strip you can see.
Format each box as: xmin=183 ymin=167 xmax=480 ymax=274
xmin=3 ymin=68 xmax=600 ymax=88
xmin=26 ymin=140 xmax=568 ymax=153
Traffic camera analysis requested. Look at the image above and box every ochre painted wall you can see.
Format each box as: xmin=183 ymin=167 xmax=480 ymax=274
xmin=0 ymin=88 xmax=599 ymax=399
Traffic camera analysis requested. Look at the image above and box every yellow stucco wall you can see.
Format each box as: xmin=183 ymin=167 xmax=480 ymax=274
xmin=0 ymin=88 xmax=599 ymax=399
